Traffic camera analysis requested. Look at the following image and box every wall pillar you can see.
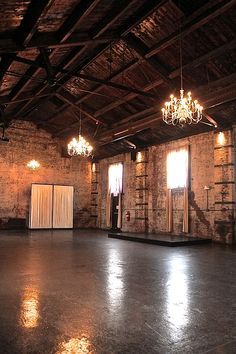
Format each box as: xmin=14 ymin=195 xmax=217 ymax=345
xmin=135 ymin=150 xmax=149 ymax=233
xmin=90 ymin=162 xmax=99 ymax=228
xmin=214 ymin=130 xmax=235 ymax=244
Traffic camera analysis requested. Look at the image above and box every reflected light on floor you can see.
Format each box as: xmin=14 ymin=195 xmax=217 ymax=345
xmin=167 ymin=258 xmax=189 ymax=338
xmin=57 ymin=337 xmax=94 ymax=354
xmin=107 ymin=249 xmax=124 ymax=306
xmin=20 ymin=286 xmax=39 ymax=329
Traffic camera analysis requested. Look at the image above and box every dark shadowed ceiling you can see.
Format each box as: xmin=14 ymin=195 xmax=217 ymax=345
xmin=0 ymin=0 xmax=235 ymax=158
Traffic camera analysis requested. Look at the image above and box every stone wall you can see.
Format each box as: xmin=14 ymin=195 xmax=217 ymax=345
xmin=94 ymin=129 xmax=235 ymax=244
xmin=0 ymin=120 xmax=92 ymax=229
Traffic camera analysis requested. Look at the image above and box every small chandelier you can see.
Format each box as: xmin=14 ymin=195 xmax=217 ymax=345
xmin=27 ymin=160 xmax=40 ymax=170
xmin=68 ymin=135 xmax=93 ymax=157
xmin=162 ymin=26 xmax=203 ymax=126
xmin=67 ymin=106 xmax=93 ymax=157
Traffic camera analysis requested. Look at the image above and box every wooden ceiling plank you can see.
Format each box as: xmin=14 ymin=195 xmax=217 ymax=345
xmin=92 ymin=0 xmax=138 ymax=38
xmin=75 ymin=73 xmax=156 ymax=98
xmin=97 ymin=74 xmax=236 ymax=141
xmin=146 ymin=0 xmax=235 ymax=58
xmin=57 ymin=0 xmax=101 ymax=42
xmin=15 ymin=0 xmax=56 ymax=46
xmin=56 ymin=91 xmax=107 ymax=126
xmin=15 ymin=0 xmax=165 ymax=119
xmin=0 ymin=33 xmax=119 ymax=53
xmin=94 ymin=38 xmax=236 ymax=117
xmin=123 ymin=33 xmax=173 ymax=86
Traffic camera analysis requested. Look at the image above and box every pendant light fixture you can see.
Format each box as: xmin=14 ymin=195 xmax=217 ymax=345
xmin=67 ymin=106 xmax=93 ymax=157
xmin=162 ymin=21 xmax=203 ymax=126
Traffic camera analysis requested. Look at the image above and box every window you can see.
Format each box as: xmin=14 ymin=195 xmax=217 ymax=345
xmin=108 ymin=163 xmax=123 ymax=196
xmin=167 ymin=148 xmax=188 ymax=189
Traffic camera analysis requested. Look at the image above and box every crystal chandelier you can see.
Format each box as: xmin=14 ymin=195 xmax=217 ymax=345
xmin=162 ymin=26 xmax=203 ymax=126
xmin=162 ymin=90 xmax=203 ymax=126
xmin=68 ymin=135 xmax=93 ymax=157
xmin=67 ymin=107 xmax=93 ymax=157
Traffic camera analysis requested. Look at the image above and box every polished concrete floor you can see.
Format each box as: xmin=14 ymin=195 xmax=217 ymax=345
xmin=0 ymin=230 xmax=236 ymax=354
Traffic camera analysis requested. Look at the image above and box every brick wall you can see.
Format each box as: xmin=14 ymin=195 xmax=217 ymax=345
xmin=95 ymin=130 xmax=235 ymax=244
xmin=0 ymin=120 xmax=92 ymax=229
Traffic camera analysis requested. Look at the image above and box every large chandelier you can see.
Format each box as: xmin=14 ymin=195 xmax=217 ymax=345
xmin=67 ymin=106 xmax=93 ymax=157
xmin=162 ymin=26 xmax=203 ymax=126
xmin=162 ymin=90 xmax=203 ymax=126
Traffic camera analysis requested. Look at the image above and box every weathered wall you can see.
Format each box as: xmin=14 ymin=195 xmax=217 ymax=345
xmin=94 ymin=129 xmax=235 ymax=244
xmin=0 ymin=120 xmax=92 ymax=229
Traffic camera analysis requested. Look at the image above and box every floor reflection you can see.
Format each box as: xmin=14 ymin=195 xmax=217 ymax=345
xmin=57 ymin=336 xmax=95 ymax=354
xmin=107 ymin=249 xmax=124 ymax=307
xmin=166 ymin=257 xmax=189 ymax=339
xmin=20 ymin=286 xmax=39 ymax=329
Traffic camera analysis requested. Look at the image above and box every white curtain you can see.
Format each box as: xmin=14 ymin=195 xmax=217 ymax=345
xmin=30 ymin=184 xmax=53 ymax=229
xmin=167 ymin=148 xmax=188 ymax=189
xmin=166 ymin=147 xmax=189 ymax=233
xmin=53 ymin=186 xmax=73 ymax=228
xmin=106 ymin=163 xmax=123 ymax=228
xmin=108 ymin=163 xmax=123 ymax=196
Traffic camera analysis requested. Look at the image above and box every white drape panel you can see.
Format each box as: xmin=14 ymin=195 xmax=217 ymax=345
xmin=108 ymin=163 xmax=123 ymax=196
xmin=53 ymin=186 xmax=73 ymax=228
xmin=167 ymin=148 xmax=188 ymax=189
xmin=166 ymin=146 xmax=189 ymax=233
xmin=30 ymin=184 xmax=53 ymax=229
xmin=106 ymin=163 xmax=123 ymax=228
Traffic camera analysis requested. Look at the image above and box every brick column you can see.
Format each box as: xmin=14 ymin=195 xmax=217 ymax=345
xmin=214 ymin=130 xmax=235 ymax=244
xmin=135 ymin=150 xmax=149 ymax=233
xmin=90 ymin=162 xmax=99 ymax=228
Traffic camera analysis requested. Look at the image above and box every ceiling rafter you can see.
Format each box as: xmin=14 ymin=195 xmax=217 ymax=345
xmin=44 ymin=0 xmax=235 ymax=120
xmin=95 ymin=75 xmax=236 ymax=144
xmin=145 ymin=0 xmax=235 ymax=59
xmin=93 ymin=38 xmax=236 ymax=117
xmin=13 ymin=0 xmax=167 ymax=120
xmin=0 ymin=0 xmax=54 ymax=84
xmin=14 ymin=0 xmax=56 ymax=46
xmin=123 ymin=33 xmax=173 ymax=86
xmin=6 ymin=0 xmax=104 ymax=107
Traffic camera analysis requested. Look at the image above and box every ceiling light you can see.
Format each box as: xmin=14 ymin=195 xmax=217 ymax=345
xmin=162 ymin=26 xmax=203 ymax=126
xmin=67 ymin=106 xmax=93 ymax=157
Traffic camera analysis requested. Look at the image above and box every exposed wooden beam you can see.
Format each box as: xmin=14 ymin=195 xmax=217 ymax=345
xmin=18 ymin=0 xmax=165 ymax=119
xmin=146 ymin=0 xmax=235 ymax=59
xmin=123 ymin=33 xmax=172 ymax=86
xmin=42 ymin=59 xmax=139 ymax=124
xmin=57 ymin=0 xmax=101 ymax=42
xmin=169 ymin=38 xmax=236 ymax=78
xmin=94 ymin=78 xmax=163 ymax=117
xmin=56 ymin=91 xmax=107 ymax=126
xmin=96 ymin=75 xmax=236 ymax=143
xmin=74 ymin=73 xmax=156 ymax=98
xmin=91 ymin=39 xmax=236 ymax=117
xmin=203 ymin=113 xmax=218 ymax=127
xmin=0 ymin=32 xmax=118 ymax=54
xmin=14 ymin=0 xmax=55 ymax=45
xmin=91 ymin=0 xmax=138 ymax=38
xmin=0 ymin=54 xmax=16 ymax=82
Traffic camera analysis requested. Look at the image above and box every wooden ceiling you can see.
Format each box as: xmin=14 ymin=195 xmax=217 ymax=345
xmin=0 ymin=0 xmax=235 ymax=158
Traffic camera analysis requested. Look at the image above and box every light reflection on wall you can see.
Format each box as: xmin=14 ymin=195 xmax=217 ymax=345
xmin=57 ymin=336 xmax=94 ymax=354
xmin=166 ymin=258 xmax=189 ymax=339
xmin=20 ymin=286 xmax=39 ymax=329
xmin=107 ymin=249 xmax=124 ymax=307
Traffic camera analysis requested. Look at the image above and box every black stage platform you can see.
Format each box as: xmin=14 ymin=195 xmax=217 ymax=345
xmin=108 ymin=232 xmax=212 ymax=247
